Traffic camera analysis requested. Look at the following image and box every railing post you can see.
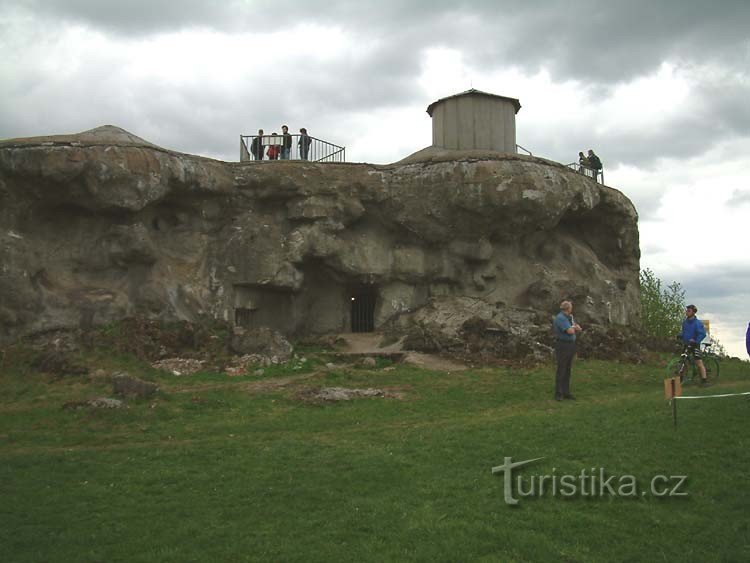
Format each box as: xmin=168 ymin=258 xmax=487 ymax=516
xmin=240 ymin=136 xmax=250 ymax=162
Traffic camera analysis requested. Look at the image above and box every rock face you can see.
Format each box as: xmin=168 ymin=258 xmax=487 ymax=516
xmin=0 ymin=126 xmax=640 ymax=344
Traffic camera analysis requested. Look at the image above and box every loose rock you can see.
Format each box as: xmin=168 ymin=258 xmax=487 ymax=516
xmin=112 ymin=373 xmax=159 ymax=398
xmin=63 ymin=397 xmax=125 ymax=410
xmin=301 ymin=387 xmax=402 ymax=402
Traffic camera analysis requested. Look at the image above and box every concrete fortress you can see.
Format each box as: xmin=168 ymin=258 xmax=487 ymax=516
xmin=427 ymin=89 xmax=521 ymax=153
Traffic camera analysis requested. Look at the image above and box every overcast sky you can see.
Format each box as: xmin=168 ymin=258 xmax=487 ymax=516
xmin=2 ymin=1 xmax=749 ymax=357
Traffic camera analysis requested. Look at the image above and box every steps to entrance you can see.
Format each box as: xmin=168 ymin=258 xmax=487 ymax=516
xmin=335 ymin=333 xmax=405 ymax=355
xmin=333 ymin=333 xmax=468 ymax=372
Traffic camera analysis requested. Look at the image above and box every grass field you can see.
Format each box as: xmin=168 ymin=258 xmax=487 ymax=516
xmin=1 ymin=346 xmax=749 ymax=562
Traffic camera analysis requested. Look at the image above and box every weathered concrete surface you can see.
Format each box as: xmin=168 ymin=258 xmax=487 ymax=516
xmin=0 ymin=126 xmax=640 ymax=345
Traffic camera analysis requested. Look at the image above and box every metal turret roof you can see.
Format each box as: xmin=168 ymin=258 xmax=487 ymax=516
xmin=426 ymin=88 xmax=521 ymax=116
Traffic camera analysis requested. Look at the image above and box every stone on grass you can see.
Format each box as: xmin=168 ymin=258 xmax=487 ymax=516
xmin=229 ymin=328 xmax=293 ymax=362
xmin=112 ymin=373 xmax=159 ymax=398
xmin=307 ymin=387 xmax=403 ymax=402
xmin=63 ymin=397 xmax=124 ymax=409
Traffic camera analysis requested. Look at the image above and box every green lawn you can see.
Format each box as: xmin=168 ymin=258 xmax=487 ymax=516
xmin=1 ymin=349 xmax=749 ymax=562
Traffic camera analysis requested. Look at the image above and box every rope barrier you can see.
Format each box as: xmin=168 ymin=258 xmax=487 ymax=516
xmin=674 ymin=391 xmax=750 ymax=400
xmin=669 ymin=388 xmax=750 ymax=428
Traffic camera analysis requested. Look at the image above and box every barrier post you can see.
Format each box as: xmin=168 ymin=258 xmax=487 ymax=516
xmin=664 ymin=376 xmax=681 ymax=427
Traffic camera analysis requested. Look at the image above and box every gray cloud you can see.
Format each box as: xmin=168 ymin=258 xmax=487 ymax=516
xmin=13 ymin=1 xmax=750 ymax=81
xmin=2 ymin=1 xmax=750 ymax=167
xmin=728 ymin=189 xmax=750 ymax=206
xmin=681 ymin=266 xmax=750 ymax=300
xmin=12 ymin=0 xmax=236 ymax=33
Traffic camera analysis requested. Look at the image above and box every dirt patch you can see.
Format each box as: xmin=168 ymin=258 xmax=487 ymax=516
xmin=402 ymin=352 xmax=468 ymax=372
xmin=335 ymin=333 xmax=406 ymax=354
xmin=168 ymin=371 xmax=321 ymax=396
xmin=244 ymin=372 xmax=320 ymax=393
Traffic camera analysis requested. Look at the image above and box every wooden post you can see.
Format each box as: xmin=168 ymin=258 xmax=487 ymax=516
xmin=664 ymin=376 xmax=682 ymax=399
xmin=664 ymin=376 xmax=681 ymax=427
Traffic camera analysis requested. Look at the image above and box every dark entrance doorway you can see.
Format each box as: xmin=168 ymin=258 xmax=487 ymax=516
xmin=350 ymin=287 xmax=376 ymax=332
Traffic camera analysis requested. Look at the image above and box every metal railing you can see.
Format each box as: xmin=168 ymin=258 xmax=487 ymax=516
xmin=240 ymin=134 xmax=345 ymax=163
xmin=516 ymin=144 xmax=533 ymax=155
xmin=516 ymin=144 xmax=607 ymax=185
xmin=566 ymin=162 xmax=604 ymax=185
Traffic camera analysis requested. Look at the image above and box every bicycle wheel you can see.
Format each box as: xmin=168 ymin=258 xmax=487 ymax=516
xmin=703 ymin=356 xmax=720 ymax=383
xmin=666 ymin=358 xmax=688 ymax=382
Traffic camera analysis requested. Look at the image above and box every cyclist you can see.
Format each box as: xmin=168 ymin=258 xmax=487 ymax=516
xmin=680 ymin=304 xmax=709 ymax=386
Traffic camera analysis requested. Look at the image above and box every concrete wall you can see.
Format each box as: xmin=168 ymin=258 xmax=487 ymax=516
xmin=431 ymin=95 xmax=517 ymax=153
xmin=233 ymin=286 xmax=298 ymax=333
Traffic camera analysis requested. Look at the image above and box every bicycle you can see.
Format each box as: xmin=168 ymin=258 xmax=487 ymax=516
xmin=666 ymin=343 xmax=720 ymax=385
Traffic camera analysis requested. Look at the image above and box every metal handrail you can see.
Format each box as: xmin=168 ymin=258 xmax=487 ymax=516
xmin=240 ymin=134 xmax=345 ymax=163
xmin=565 ymin=162 xmax=604 ymax=185
xmin=516 ymin=144 xmax=532 ymax=155
xmin=318 ymin=146 xmax=345 ymax=163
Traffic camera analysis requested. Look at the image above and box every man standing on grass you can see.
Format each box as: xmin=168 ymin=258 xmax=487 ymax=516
xmin=745 ymin=321 xmax=749 ymax=358
xmin=680 ymin=304 xmax=709 ymax=386
xmin=553 ymin=300 xmax=582 ymax=401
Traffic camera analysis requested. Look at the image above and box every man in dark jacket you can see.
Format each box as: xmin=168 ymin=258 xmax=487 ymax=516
xmin=587 ymin=149 xmax=602 ymax=183
xmin=250 ymin=129 xmax=264 ymax=161
xmin=745 ymin=321 xmax=749 ymax=358
xmin=298 ymin=127 xmax=311 ymax=160
xmin=680 ymin=304 xmax=709 ymax=385
xmin=281 ymin=125 xmax=292 ymax=159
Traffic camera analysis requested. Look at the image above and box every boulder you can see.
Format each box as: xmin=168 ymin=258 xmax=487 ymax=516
xmin=112 ymin=373 xmax=159 ymax=398
xmin=229 ymin=327 xmax=293 ymax=361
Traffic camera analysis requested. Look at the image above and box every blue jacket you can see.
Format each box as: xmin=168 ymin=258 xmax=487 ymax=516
xmin=746 ymin=322 xmax=750 ymax=357
xmin=681 ymin=316 xmax=706 ymax=344
xmin=554 ymin=311 xmax=576 ymax=342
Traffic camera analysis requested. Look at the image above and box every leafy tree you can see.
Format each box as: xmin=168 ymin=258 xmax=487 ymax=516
xmin=640 ymin=269 xmax=730 ymax=356
xmin=708 ymin=337 xmax=727 ymax=357
xmin=639 ymin=268 xmax=685 ymax=339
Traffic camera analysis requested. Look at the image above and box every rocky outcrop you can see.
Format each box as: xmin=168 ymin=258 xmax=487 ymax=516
xmin=229 ymin=327 xmax=293 ymax=362
xmin=0 ymin=126 xmax=640 ymax=346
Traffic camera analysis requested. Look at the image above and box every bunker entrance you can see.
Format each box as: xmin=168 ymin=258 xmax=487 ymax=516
xmin=350 ymin=286 xmax=377 ymax=333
